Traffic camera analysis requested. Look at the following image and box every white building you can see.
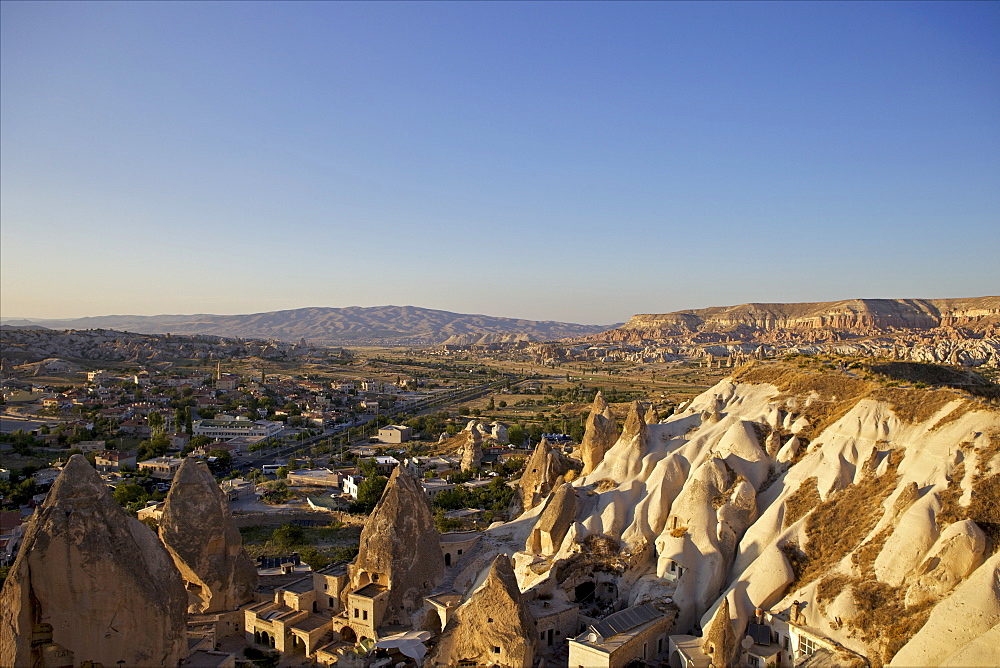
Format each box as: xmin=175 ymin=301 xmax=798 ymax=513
xmin=421 ymin=478 xmax=455 ymax=499
xmin=341 ymin=474 xmax=363 ymax=499
xmin=372 ymin=456 xmax=399 ymax=476
xmin=87 ymin=370 xmax=111 ymax=384
xmin=193 ymin=415 xmax=283 ymax=440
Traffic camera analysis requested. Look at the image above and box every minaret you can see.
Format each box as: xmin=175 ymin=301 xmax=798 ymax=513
xmin=216 ymin=361 xmax=222 ymax=380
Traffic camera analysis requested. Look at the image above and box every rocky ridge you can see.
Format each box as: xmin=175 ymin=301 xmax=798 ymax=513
xmin=578 ymin=391 xmax=619 ymax=475
xmin=579 ymin=297 xmax=1000 ymax=368
xmin=510 ymin=438 xmax=581 ymax=516
xmin=0 ymin=326 xmax=308 ymax=366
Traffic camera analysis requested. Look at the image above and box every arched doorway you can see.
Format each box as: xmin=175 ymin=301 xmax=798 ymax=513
xmin=422 ymin=609 xmax=442 ymax=635
xmin=445 ymin=552 xmax=452 ymax=567
xmin=340 ymin=626 xmax=357 ymax=644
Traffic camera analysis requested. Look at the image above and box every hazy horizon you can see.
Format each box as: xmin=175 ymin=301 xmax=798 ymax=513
xmin=4 ymin=294 xmax=1000 ymax=329
xmin=3 ymin=2 xmax=998 ymax=322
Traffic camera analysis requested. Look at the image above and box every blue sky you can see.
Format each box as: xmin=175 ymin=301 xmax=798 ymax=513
xmin=2 ymin=1 xmax=998 ymax=324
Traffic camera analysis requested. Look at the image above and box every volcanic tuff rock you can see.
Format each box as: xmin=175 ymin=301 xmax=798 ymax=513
xmin=527 ymin=482 xmax=578 ymax=555
xmin=578 ymin=391 xmax=618 ymax=475
xmin=425 ymin=554 xmax=537 ymax=668
xmin=158 ymin=458 xmax=257 ymax=613
xmin=349 ymin=467 xmax=443 ymax=625
xmin=512 ymin=438 xmax=581 ymax=515
xmin=459 ymin=427 xmax=483 ymax=472
xmin=0 ymin=455 xmax=187 ymax=667
xmin=702 ymin=596 xmax=737 ymax=667
xmin=490 ymin=362 xmax=1000 ymax=666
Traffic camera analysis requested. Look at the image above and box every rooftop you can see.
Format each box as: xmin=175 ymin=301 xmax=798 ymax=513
xmin=292 ymin=614 xmax=332 ymax=633
xmin=316 ymin=563 xmax=349 ymax=577
xmin=281 ymin=577 xmax=315 ymax=594
xmin=182 ymin=650 xmax=235 ymax=668
xmin=352 ymin=583 xmax=388 ymax=599
xmin=592 ymin=602 xmax=662 ymax=640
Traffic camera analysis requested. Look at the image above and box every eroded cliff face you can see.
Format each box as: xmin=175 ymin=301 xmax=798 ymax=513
xmin=158 ymin=457 xmax=257 ymax=613
xmin=496 ymin=364 xmax=1000 ymax=667
xmin=614 ymin=298 xmax=1000 ymax=335
xmin=425 ymin=554 xmax=537 ymax=668
xmin=593 ymin=297 xmax=1000 ymax=347
xmin=0 ymin=455 xmax=188 ymax=667
xmin=349 ymin=467 xmax=443 ymax=625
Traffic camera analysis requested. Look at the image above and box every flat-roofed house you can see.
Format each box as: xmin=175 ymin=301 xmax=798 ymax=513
xmin=95 ymin=449 xmax=137 ymax=473
xmin=138 ymin=456 xmax=185 ymax=480
xmin=377 ymin=425 xmax=412 ymax=443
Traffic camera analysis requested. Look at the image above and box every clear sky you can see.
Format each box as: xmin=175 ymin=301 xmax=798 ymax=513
xmin=2 ymin=1 xmax=998 ymax=324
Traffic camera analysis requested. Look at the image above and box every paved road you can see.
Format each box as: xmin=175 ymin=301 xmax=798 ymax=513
xmin=237 ymin=377 xmax=519 ymax=471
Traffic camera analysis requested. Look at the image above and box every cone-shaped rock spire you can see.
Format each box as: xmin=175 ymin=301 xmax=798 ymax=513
xmin=349 ymin=467 xmax=443 ymax=625
xmin=0 ymin=455 xmax=187 ymax=667
xmin=158 ymin=457 xmax=257 ymax=613
xmin=512 ymin=438 xmax=580 ymax=516
xmin=425 ymin=554 xmax=537 ymax=667
xmin=579 ymin=391 xmax=618 ymax=475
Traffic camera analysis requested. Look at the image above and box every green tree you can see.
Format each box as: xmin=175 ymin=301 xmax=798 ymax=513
xmin=113 ymin=483 xmax=147 ymax=507
xmin=299 ymin=546 xmax=330 ymax=570
xmin=137 ymin=435 xmax=169 ymax=462
xmin=353 ymin=475 xmax=388 ymax=513
xmin=272 ymin=524 xmax=305 ymax=550
xmin=147 ymin=411 xmax=165 ymax=438
xmin=207 ymin=449 xmax=233 ymax=473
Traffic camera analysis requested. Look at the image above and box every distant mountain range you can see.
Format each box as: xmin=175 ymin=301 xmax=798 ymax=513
xmin=0 ymin=306 xmax=617 ymax=345
xmin=4 ymin=297 xmax=997 ymax=349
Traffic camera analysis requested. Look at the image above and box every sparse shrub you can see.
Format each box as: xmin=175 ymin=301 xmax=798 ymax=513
xmin=970 ymin=472 xmax=1000 ymax=551
xmin=789 ymin=450 xmax=902 ymax=589
xmin=783 ymin=477 xmax=819 ymax=528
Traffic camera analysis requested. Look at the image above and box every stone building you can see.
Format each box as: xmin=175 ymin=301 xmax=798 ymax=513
xmin=567 ymin=602 xmax=675 ymax=668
